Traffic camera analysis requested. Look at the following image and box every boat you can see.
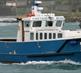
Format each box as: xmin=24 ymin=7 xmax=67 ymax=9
xmin=0 ymin=0 xmax=81 ymax=63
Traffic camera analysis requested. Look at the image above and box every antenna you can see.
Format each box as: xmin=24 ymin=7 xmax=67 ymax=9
xmin=31 ymin=0 xmax=43 ymax=15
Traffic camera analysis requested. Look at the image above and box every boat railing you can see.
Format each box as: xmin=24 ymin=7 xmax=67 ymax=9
xmin=0 ymin=38 xmax=16 ymax=42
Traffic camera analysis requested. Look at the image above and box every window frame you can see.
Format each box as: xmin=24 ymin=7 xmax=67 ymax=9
xmin=44 ymin=33 xmax=47 ymax=39
xmin=56 ymin=20 xmax=62 ymax=27
xmin=36 ymin=33 xmax=38 ymax=40
xmin=24 ymin=21 xmax=30 ymax=27
xmin=58 ymin=33 xmax=62 ymax=38
xmin=49 ymin=33 xmax=52 ymax=39
xmin=53 ymin=33 xmax=56 ymax=39
xmin=32 ymin=21 xmax=42 ymax=27
xmin=40 ymin=33 xmax=43 ymax=40
xmin=46 ymin=21 xmax=53 ymax=27
xmin=30 ymin=32 xmax=34 ymax=40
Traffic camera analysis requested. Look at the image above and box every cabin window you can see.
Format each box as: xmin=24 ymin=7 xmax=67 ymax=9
xmin=30 ymin=33 xmax=34 ymax=40
xmin=56 ymin=21 xmax=62 ymax=27
xmin=33 ymin=21 xmax=42 ymax=27
xmin=53 ymin=33 xmax=56 ymax=39
xmin=36 ymin=33 xmax=38 ymax=40
xmin=49 ymin=33 xmax=52 ymax=39
xmin=58 ymin=33 xmax=62 ymax=38
xmin=24 ymin=21 xmax=30 ymax=27
xmin=46 ymin=21 xmax=53 ymax=27
xmin=44 ymin=33 xmax=47 ymax=39
xmin=40 ymin=33 xmax=43 ymax=40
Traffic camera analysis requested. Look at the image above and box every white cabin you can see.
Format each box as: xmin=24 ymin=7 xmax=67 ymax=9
xmin=17 ymin=13 xmax=81 ymax=42
xmin=16 ymin=0 xmax=81 ymax=42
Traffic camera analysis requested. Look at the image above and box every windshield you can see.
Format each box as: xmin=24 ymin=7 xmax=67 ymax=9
xmin=56 ymin=20 xmax=62 ymax=27
xmin=24 ymin=21 xmax=30 ymax=27
xmin=33 ymin=21 xmax=42 ymax=27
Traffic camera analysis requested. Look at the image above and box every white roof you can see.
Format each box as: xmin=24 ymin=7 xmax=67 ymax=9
xmin=22 ymin=13 xmax=56 ymax=21
xmin=56 ymin=16 xmax=65 ymax=20
xmin=22 ymin=13 xmax=65 ymax=21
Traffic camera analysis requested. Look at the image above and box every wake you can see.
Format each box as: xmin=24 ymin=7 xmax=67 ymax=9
xmin=0 ymin=59 xmax=81 ymax=65
xmin=12 ymin=59 xmax=81 ymax=65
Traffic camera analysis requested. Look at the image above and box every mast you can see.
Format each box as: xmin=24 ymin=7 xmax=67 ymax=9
xmin=21 ymin=20 xmax=24 ymax=41
xmin=31 ymin=0 xmax=43 ymax=15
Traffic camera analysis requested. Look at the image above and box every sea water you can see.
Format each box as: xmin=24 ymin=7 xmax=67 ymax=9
xmin=0 ymin=60 xmax=81 ymax=73
xmin=0 ymin=22 xmax=81 ymax=73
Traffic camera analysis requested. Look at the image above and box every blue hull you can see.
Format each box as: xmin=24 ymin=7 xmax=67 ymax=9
xmin=0 ymin=38 xmax=81 ymax=63
xmin=0 ymin=52 xmax=81 ymax=63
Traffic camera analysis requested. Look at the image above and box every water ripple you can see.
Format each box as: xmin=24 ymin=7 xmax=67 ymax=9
xmin=0 ymin=60 xmax=81 ymax=70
